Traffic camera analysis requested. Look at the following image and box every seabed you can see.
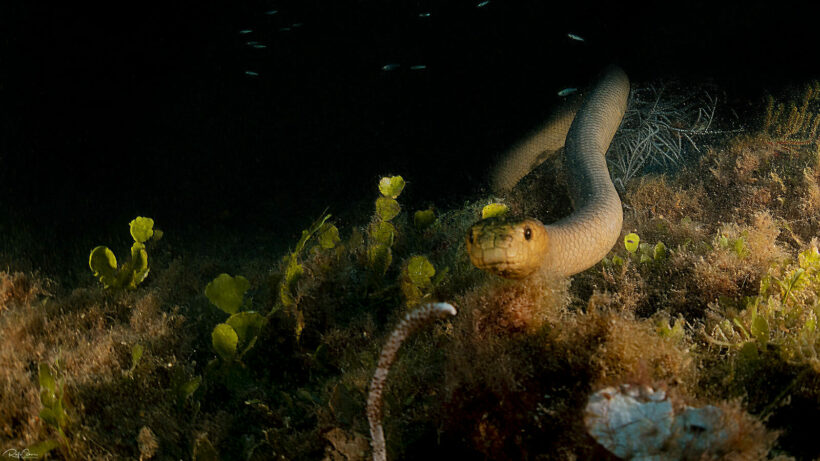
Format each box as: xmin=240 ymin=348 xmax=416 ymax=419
xmin=2 ymin=83 xmax=820 ymax=460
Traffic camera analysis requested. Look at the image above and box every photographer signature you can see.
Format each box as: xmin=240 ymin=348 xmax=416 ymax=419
xmin=2 ymin=449 xmax=39 ymax=460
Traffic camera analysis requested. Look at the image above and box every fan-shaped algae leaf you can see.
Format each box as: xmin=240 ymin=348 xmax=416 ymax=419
xmin=378 ymin=175 xmax=405 ymax=199
xmin=369 ymin=244 xmax=392 ymax=274
xmin=131 ymin=344 xmax=144 ymax=370
xmin=414 ymin=208 xmax=436 ymax=229
xmin=226 ymin=312 xmax=266 ymax=343
xmin=481 ymin=203 xmax=508 ymax=219
xmin=375 ymin=197 xmax=401 ymax=221
xmin=654 ymin=241 xmax=667 ymax=260
xmin=751 ymin=312 xmax=769 ymax=343
xmin=127 ymin=242 xmax=150 ymax=288
xmin=129 ymin=216 xmax=154 ymax=243
xmin=226 ymin=311 xmax=267 ymax=356
xmin=318 ymin=224 xmax=341 ymax=249
xmin=406 ymin=255 xmax=435 ymax=286
xmin=368 ymin=221 xmax=396 ymax=246
xmin=624 ymin=233 xmax=640 ymax=253
xmin=212 ymin=323 xmax=239 ymax=361
xmin=89 ymin=246 xmax=118 ymax=288
xmin=38 ymin=363 xmax=57 ymax=396
xmin=205 ymin=274 xmax=251 ymax=314
xmin=177 ymin=376 xmax=202 ymax=402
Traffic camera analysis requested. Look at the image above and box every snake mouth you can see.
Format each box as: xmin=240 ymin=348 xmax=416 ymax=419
xmin=484 ymin=263 xmax=535 ymax=280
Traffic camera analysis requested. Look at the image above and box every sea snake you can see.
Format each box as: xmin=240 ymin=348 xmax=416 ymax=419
xmin=466 ymin=67 xmax=629 ymax=279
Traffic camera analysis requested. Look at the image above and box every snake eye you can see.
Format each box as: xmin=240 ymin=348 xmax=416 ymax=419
xmin=524 ymin=226 xmax=532 ymax=240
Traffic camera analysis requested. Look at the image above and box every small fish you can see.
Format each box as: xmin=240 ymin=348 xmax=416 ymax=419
xmin=567 ymin=33 xmax=585 ymax=42
xmin=245 ymin=41 xmax=259 ymax=45
xmin=291 ymin=22 xmax=304 ymax=28
xmin=252 ymin=44 xmax=267 ymax=49
xmin=381 ymin=63 xmax=400 ymax=71
xmin=239 ymin=29 xmax=253 ymax=34
xmin=410 ymin=65 xmax=427 ymax=70
xmin=476 ymin=1 xmax=489 ymax=7
xmin=244 ymin=70 xmax=259 ymax=76
xmin=419 ymin=12 xmax=431 ymax=17
xmin=279 ymin=27 xmax=291 ymax=32
xmin=265 ymin=9 xmax=278 ymax=15
xmin=557 ymin=87 xmax=577 ymax=97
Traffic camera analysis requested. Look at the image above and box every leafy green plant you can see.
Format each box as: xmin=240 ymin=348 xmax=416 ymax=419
xmin=368 ymin=176 xmax=405 ymax=274
xmin=716 ymin=231 xmax=749 ymax=258
xmin=278 ymin=213 xmax=338 ymax=338
xmin=708 ymin=245 xmax=820 ymax=371
xmin=205 ymin=274 xmax=267 ymax=364
xmin=400 ymin=255 xmax=437 ymax=308
xmin=481 ymin=203 xmax=509 ymax=219
xmin=89 ymin=216 xmax=162 ymax=289
xmin=603 ymin=232 xmax=667 ymax=267
xmin=35 ymin=357 xmax=71 ymax=458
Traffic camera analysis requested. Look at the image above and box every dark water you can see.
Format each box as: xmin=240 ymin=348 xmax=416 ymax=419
xmin=1 ymin=1 xmax=818 ymax=275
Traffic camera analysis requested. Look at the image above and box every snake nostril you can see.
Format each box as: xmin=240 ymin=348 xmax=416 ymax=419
xmin=524 ymin=226 xmax=532 ymax=241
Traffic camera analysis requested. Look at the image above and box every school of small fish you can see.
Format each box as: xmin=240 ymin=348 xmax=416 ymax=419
xmin=238 ymin=6 xmax=586 ymax=88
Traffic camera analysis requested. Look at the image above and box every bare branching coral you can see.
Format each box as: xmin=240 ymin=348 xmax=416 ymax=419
xmin=609 ymin=85 xmax=738 ymax=190
xmin=366 ymin=302 xmax=456 ymax=461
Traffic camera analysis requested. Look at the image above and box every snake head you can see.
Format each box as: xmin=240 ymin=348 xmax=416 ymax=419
xmin=466 ymin=217 xmax=549 ymax=279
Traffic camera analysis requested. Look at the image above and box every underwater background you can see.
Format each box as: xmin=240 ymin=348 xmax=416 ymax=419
xmin=3 ymin=1 xmax=818 ymax=270
xmin=3 ymin=1 xmax=820 ymax=459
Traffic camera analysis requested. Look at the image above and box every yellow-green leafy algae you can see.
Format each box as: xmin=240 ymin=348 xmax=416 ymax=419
xmin=413 ymin=207 xmax=436 ymax=230
xmin=88 ymin=216 xmax=159 ymax=290
xmin=8 ymin=82 xmax=820 ymax=459
xmin=481 ymin=202 xmax=509 ymax=219
xmin=367 ymin=176 xmax=406 ymax=276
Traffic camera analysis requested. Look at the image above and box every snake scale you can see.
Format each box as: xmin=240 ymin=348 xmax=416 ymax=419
xmin=466 ymin=67 xmax=629 ymax=279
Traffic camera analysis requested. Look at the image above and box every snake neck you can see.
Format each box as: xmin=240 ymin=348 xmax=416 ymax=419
xmin=541 ymin=193 xmax=623 ymax=277
xmin=541 ymin=68 xmax=628 ymax=277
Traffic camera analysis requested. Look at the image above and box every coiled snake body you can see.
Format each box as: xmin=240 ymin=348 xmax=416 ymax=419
xmin=466 ymin=67 xmax=629 ymax=279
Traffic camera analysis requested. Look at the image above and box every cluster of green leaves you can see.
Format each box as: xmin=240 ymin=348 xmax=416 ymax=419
xmin=709 ymin=246 xmax=820 ymax=371
xmin=716 ymin=232 xmax=749 ymax=259
xmin=368 ymin=176 xmax=405 ymax=274
xmin=279 ymin=213 xmax=339 ymax=338
xmin=400 ymin=255 xmax=446 ymax=308
xmin=603 ymin=232 xmax=667 ymax=267
xmin=205 ymin=274 xmax=267 ymax=365
xmin=89 ymin=217 xmax=162 ymax=289
xmin=34 ymin=358 xmax=71 ymax=457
